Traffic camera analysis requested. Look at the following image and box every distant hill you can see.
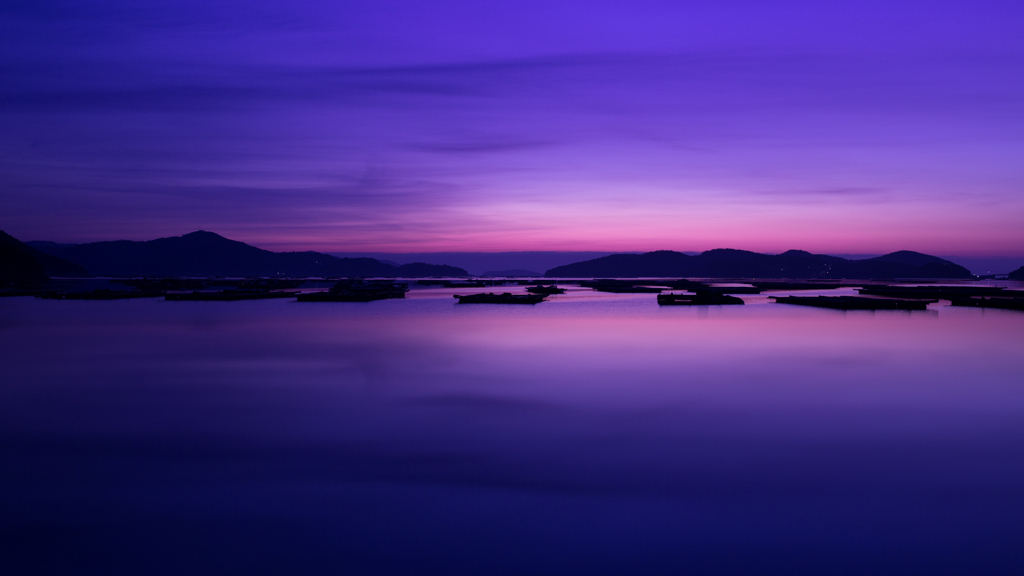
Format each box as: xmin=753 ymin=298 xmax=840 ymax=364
xmin=545 ymin=249 xmax=974 ymax=279
xmin=1009 ymin=266 xmax=1024 ymax=281
xmin=1 ymin=230 xmax=89 ymax=283
xmin=391 ymin=262 xmax=468 ymax=277
xmin=328 ymin=251 xmax=630 ymax=276
xmin=481 ymin=269 xmax=543 ymax=277
xmin=1 ymin=230 xmax=48 ymax=283
xmin=28 ymin=231 xmax=468 ymax=278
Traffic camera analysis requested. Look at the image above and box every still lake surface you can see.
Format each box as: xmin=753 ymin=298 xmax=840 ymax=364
xmin=2 ymin=284 xmax=1023 ymax=575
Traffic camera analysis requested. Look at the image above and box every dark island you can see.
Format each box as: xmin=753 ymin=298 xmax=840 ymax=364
xmin=1 ymin=230 xmax=87 ymax=285
xmin=950 ymin=296 xmax=1024 ymax=311
xmin=6 ymin=228 xmax=1020 ymax=314
xmin=296 ymin=280 xmax=409 ymax=302
xmin=770 ymin=296 xmax=931 ymax=311
xmin=166 ymin=290 xmax=299 ymax=301
xmin=25 ymin=230 xmax=468 ymax=278
xmin=658 ymin=292 xmax=744 ymax=306
xmin=454 ymin=293 xmax=546 ymax=304
xmin=526 ymin=285 xmax=566 ymax=295
xmin=857 ymin=286 xmax=1009 ymax=300
xmin=545 ymin=249 xmax=973 ymax=279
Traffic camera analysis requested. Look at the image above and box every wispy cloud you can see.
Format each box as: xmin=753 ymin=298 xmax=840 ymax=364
xmin=2 ymin=1 xmax=1023 ymax=252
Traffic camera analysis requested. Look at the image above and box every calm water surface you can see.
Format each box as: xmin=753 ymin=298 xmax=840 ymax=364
xmin=2 ymin=286 xmax=1023 ymax=575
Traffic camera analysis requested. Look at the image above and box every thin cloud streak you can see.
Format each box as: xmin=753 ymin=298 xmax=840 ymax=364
xmin=1 ymin=2 xmax=1023 ymax=254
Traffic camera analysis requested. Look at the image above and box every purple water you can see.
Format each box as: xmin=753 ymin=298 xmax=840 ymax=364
xmin=2 ymin=287 xmax=1023 ymax=574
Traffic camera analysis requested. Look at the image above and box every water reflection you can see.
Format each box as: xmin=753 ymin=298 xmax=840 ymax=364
xmin=1 ymin=292 xmax=1023 ymax=575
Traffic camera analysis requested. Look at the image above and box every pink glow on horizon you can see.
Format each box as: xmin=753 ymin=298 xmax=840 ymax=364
xmin=235 ymin=198 xmax=1024 ymax=256
xmin=22 ymin=181 xmax=1023 ymax=257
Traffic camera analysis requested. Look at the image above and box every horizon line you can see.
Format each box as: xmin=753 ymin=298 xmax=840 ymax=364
xmin=15 ymin=229 xmax=1024 ymax=260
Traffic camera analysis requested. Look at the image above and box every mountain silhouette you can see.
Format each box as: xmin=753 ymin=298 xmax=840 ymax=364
xmin=544 ymin=249 xmax=973 ymax=279
xmin=28 ymin=231 xmax=467 ymax=278
xmin=481 ymin=269 xmax=543 ymax=277
xmin=1009 ymin=266 xmax=1024 ymax=281
xmin=1 ymin=230 xmax=89 ymax=283
xmin=390 ymin=262 xmax=468 ymax=277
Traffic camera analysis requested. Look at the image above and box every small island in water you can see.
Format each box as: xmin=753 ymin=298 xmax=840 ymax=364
xmin=3 ymin=228 xmax=1023 ymax=311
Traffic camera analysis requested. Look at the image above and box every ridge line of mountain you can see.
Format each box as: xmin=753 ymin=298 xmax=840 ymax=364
xmin=2 ymin=230 xmax=90 ymax=283
xmin=12 ymin=230 xmax=468 ymax=279
xmin=543 ymin=249 xmax=976 ymax=279
xmin=6 ymin=228 xmax=1020 ymax=282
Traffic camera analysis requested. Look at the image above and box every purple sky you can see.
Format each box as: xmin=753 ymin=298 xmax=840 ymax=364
xmin=2 ymin=0 xmax=1023 ymax=255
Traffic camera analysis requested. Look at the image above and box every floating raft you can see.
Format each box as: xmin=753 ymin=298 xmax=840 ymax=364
xmin=454 ymin=292 xmax=546 ymax=304
xmin=950 ymin=297 xmax=1024 ymax=311
xmin=296 ymin=280 xmax=408 ymax=302
xmin=703 ymin=286 xmax=763 ymax=294
xmin=660 ymin=279 xmax=710 ymax=290
xmin=752 ymin=282 xmax=858 ymax=291
xmin=39 ymin=289 xmax=163 ymax=300
xmin=591 ymin=286 xmax=663 ymax=293
xmin=771 ymin=295 xmax=930 ymax=310
xmin=658 ymin=292 xmax=744 ymax=306
xmin=296 ymin=290 xmax=406 ymax=302
xmin=417 ymin=280 xmax=503 ymax=288
xmin=165 ymin=290 xmax=298 ymax=301
xmin=858 ymin=286 xmax=1008 ymax=300
xmin=526 ymin=285 xmax=566 ymax=295
xmin=1 ymin=289 xmax=51 ymax=298
xmin=579 ymin=280 xmax=664 ymax=293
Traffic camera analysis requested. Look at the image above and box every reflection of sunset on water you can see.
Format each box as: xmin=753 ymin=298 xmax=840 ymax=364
xmin=3 ymin=291 xmax=1022 ymax=572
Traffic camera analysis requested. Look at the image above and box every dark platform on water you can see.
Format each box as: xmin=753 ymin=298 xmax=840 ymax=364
xmin=296 ymin=290 xmax=406 ymax=302
xmin=526 ymin=285 xmax=566 ymax=295
xmin=591 ymin=286 xmax=663 ymax=293
xmin=579 ymin=280 xmax=664 ymax=293
xmin=580 ymin=279 xmax=759 ymax=294
xmin=658 ymin=292 xmax=745 ymax=306
xmin=417 ymin=280 xmax=507 ymax=288
xmin=39 ymin=289 xmax=163 ymax=300
xmin=166 ymin=290 xmax=297 ymax=301
xmin=703 ymin=286 xmax=763 ymax=294
xmin=950 ymin=297 xmax=1024 ymax=311
xmin=858 ymin=285 xmax=1009 ymax=300
xmin=753 ymin=281 xmax=860 ymax=291
xmin=296 ymin=280 xmax=408 ymax=302
xmin=656 ymin=279 xmax=712 ymax=290
xmin=454 ymin=293 xmax=546 ymax=304
xmin=771 ymin=295 xmax=931 ymax=310
xmin=1 ymin=289 xmax=53 ymax=297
